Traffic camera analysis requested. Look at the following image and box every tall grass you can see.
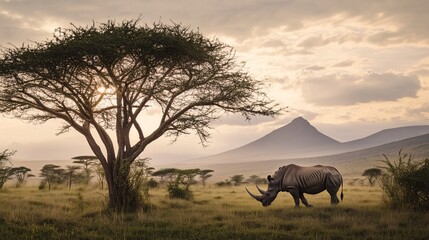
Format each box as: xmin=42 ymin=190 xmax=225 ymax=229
xmin=0 ymin=184 xmax=428 ymax=239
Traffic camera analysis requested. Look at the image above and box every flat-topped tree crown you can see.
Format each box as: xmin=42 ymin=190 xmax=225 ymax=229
xmin=0 ymin=19 xmax=282 ymax=212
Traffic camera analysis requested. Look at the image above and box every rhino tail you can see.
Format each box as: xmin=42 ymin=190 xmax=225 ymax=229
xmin=340 ymin=179 xmax=344 ymax=201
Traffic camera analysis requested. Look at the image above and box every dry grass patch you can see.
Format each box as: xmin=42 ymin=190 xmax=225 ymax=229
xmin=0 ymin=185 xmax=428 ymax=239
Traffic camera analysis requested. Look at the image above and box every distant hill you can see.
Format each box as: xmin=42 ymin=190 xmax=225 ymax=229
xmin=175 ymin=133 xmax=429 ymax=181
xmin=342 ymin=125 xmax=429 ymax=150
xmin=189 ymin=117 xmax=429 ymax=164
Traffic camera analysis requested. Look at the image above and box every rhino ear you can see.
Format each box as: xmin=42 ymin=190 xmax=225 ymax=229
xmin=267 ymin=175 xmax=273 ymax=182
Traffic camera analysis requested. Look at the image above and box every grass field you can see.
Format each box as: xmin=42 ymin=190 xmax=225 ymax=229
xmin=0 ymin=184 xmax=428 ymax=240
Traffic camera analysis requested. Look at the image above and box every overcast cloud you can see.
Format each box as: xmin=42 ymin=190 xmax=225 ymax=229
xmin=302 ymin=73 xmax=421 ymax=106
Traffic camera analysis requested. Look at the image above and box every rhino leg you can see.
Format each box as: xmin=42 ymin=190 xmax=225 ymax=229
xmin=299 ymin=193 xmax=313 ymax=208
xmin=330 ymin=194 xmax=340 ymax=205
xmin=326 ymin=173 xmax=342 ymax=206
xmin=287 ymin=187 xmax=301 ymax=207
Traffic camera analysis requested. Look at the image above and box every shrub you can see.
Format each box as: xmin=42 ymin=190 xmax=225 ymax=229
xmin=215 ymin=180 xmax=232 ymax=187
xmin=153 ymin=168 xmax=199 ymax=200
xmin=379 ymin=150 xmax=429 ymax=211
xmin=38 ymin=180 xmax=47 ymax=190
xmin=167 ymin=182 xmax=193 ymax=200
xmin=165 ymin=169 xmax=199 ymax=200
xmin=147 ymin=178 xmax=159 ymax=189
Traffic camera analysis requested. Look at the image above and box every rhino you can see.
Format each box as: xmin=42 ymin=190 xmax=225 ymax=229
xmin=246 ymin=164 xmax=343 ymax=207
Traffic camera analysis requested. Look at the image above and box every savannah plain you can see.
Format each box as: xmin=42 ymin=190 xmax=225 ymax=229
xmin=1 ymin=3 xmax=429 ymax=239
xmin=0 ymin=181 xmax=428 ymax=240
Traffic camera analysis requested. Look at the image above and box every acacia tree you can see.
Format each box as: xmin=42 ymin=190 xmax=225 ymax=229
xmin=65 ymin=165 xmax=82 ymax=190
xmin=0 ymin=149 xmax=16 ymax=188
xmin=362 ymin=168 xmax=382 ymax=186
xmin=0 ymin=20 xmax=280 ymax=212
xmin=39 ymin=164 xmax=65 ymax=190
xmin=152 ymin=168 xmax=178 ymax=184
xmin=72 ymin=155 xmax=98 ymax=184
xmin=199 ymin=169 xmax=214 ymax=187
xmin=230 ymin=174 xmax=244 ymax=186
xmin=10 ymin=166 xmax=34 ymax=186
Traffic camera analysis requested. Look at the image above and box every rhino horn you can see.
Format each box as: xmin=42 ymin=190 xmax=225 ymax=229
xmin=246 ymin=187 xmax=263 ymax=202
xmin=256 ymin=185 xmax=266 ymax=195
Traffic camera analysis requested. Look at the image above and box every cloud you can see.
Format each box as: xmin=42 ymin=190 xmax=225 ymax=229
xmin=333 ymin=60 xmax=355 ymax=68
xmin=1 ymin=0 xmax=428 ymax=45
xmin=305 ymin=65 xmax=325 ymax=71
xmin=301 ymin=72 xmax=421 ymax=106
xmin=297 ymin=36 xmax=331 ymax=48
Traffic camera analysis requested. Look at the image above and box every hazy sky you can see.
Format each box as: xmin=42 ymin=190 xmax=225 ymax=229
xmin=1 ymin=0 xmax=429 ymax=163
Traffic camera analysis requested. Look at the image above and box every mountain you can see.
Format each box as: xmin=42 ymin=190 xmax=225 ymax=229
xmin=343 ymin=125 xmax=429 ymax=150
xmin=178 ymin=133 xmax=429 ymax=180
xmin=190 ymin=117 xmax=429 ymax=164
xmin=194 ymin=117 xmax=342 ymax=163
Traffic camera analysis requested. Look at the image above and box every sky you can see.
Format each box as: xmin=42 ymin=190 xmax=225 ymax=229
xmin=1 ymin=0 xmax=429 ymax=163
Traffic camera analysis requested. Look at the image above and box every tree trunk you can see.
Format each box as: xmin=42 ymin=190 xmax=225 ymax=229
xmin=104 ymin=160 xmax=141 ymax=212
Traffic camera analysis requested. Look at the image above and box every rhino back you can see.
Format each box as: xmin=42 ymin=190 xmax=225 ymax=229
xmin=281 ymin=165 xmax=338 ymax=194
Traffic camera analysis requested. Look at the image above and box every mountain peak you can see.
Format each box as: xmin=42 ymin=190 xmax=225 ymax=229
xmin=289 ymin=116 xmax=310 ymax=126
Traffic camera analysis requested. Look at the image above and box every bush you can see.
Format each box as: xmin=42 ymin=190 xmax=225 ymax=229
xmin=147 ymin=178 xmax=159 ymax=189
xmin=165 ymin=170 xmax=197 ymax=200
xmin=167 ymin=182 xmax=193 ymax=200
xmin=38 ymin=180 xmax=47 ymax=190
xmin=215 ymin=180 xmax=232 ymax=187
xmin=379 ymin=150 xmax=429 ymax=211
xmin=153 ymin=168 xmax=199 ymax=200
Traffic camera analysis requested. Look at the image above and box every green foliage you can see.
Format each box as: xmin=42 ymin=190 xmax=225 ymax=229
xmin=128 ymin=158 xmax=154 ymax=208
xmin=154 ymin=168 xmax=201 ymax=200
xmin=379 ymin=150 xmax=429 ymax=210
xmin=166 ymin=169 xmax=201 ymax=200
xmin=166 ymin=182 xmax=193 ymax=200
xmin=147 ymin=178 xmax=159 ymax=189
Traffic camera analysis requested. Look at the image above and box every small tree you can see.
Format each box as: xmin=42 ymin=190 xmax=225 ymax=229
xmin=230 ymin=175 xmax=244 ymax=186
xmin=152 ymin=168 xmax=179 ymax=184
xmin=166 ymin=169 xmax=200 ymax=200
xmin=40 ymin=164 xmax=65 ymax=190
xmin=72 ymin=156 xmax=98 ymax=184
xmin=65 ymin=165 xmax=82 ymax=190
xmin=0 ymin=149 xmax=16 ymax=189
xmin=153 ymin=168 xmax=200 ymax=200
xmin=10 ymin=166 xmax=34 ymax=187
xmin=199 ymin=169 xmax=214 ymax=187
xmin=362 ymin=168 xmax=382 ymax=186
